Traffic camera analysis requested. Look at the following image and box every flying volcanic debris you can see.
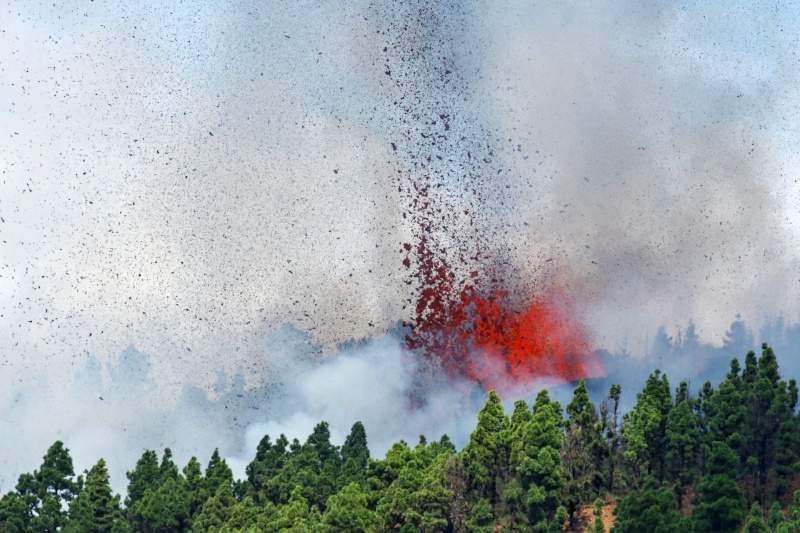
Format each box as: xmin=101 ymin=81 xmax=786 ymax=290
xmin=377 ymin=1 xmax=604 ymax=393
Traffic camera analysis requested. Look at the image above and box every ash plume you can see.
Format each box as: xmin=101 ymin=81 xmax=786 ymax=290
xmin=1 ymin=0 xmax=800 ymax=496
xmin=467 ymin=1 xmax=800 ymax=350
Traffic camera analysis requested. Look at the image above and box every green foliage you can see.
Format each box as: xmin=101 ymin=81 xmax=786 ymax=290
xmin=254 ymin=423 xmax=343 ymax=513
xmin=368 ymin=440 xmax=413 ymax=508
xmin=665 ymin=385 xmax=700 ymax=508
xmin=342 ymin=422 xmax=369 ymax=469
xmin=561 ymin=381 xmax=606 ymax=523
xmin=15 ymin=441 xmax=79 ymax=533
xmin=739 ymin=344 xmax=797 ymax=504
xmin=125 ymin=450 xmax=160 ymax=508
xmin=322 ymin=482 xmax=378 ymax=532
xmin=466 ymin=498 xmax=493 ymax=533
xmin=692 ymin=442 xmax=747 ymax=533
xmin=704 ymin=362 xmax=746 ymax=453
xmin=375 ymin=438 xmax=452 ymax=532
xmin=768 ymin=500 xmax=785 ymax=530
xmin=158 ymin=449 xmax=179 ymax=484
xmin=246 ymin=433 xmax=288 ymax=504
xmin=191 ymin=483 xmax=237 ymax=533
xmin=462 ymin=390 xmax=509 ymax=503
xmin=0 ymin=492 xmax=28 ymax=533
xmin=340 ymin=422 xmax=370 ymax=489
xmin=183 ymin=456 xmax=209 ymax=518
xmin=510 ymin=389 xmax=564 ymax=526
xmin=742 ymin=502 xmax=768 ymax=533
xmin=204 ymin=449 xmax=234 ymax=498
xmin=125 ymin=450 xmax=201 ymax=533
xmin=4 ymin=348 xmax=800 ymax=533
xmin=214 ymin=497 xmax=263 ymax=532
xmin=135 ymin=477 xmax=191 ymax=533
xmin=621 ymin=370 xmax=672 ymax=486
xmin=591 ymin=498 xmax=605 ymax=533
xmin=611 ymin=477 xmax=689 ymax=533
xmin=65 ymin=459 xmax=124 ymax=533
xmin=263 ymin=485 xmax=316 ymax=531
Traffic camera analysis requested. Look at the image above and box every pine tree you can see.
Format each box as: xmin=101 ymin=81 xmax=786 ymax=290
xmin=703 ymin=377 xmax=745 ymax=453
xmin=509 ymin=389 xmax=564 ymax=528
xmin=158 ymin=449 xmax=179 ymax=484
xmin=665 ymin=384 xmax=699 ymax=509
xmin=692 ymin=442 xmax=747 ymax=533
xmin=561 ymin=381 xmax=605 ymax=525
xmin=740 ymin=344 xmax=796 ymax=504
xmin=245 ymin=434 xmax=288 ymax=503
xmin=768 ymin=501 xmax=785 ymax=530
xmin=266 ymin=485 xmax=313 ymax=531
xmin=190 ymin=483 xmax=236 ymax=533
xmin=415 ymin=453 xmax=453 ymax=531
xmin=213 ymin=497 xmax=261 ymax=532
xmin=375 ymin=438 xmax=452 ymax=532
xmin=462 ymin=391 xmax=509 ymax=504
xmin=137 ymin=477 xmax=191 ymax=533
xmin=773 ymin=378 xmax=799 ymax=500
xmin=125 ymin=450 xmax=160 ymax=508
xmin=600 ymin=384 xmax=622 ymax=494
xmin=182 ymin=457 xmax=208 ymax=519
xmin=66 ymin=459 xmax=124 ymax=533
xmin=204 ymin=449 xmax=233 ymax=497
xmin=16 ymin=441 xmax=79 ymax=533
xmin=340 ymin=422 xmax=370 ymax=488
xmin=621 ymin=371 xmax=672 ymax=486
xmin=342 ymin=422 xmax=369 ymax=467
xmin=367 ymin=441 xmax=414 ymax=508
xmin=510 ymin=399 xmax=532 ymax=429
xmin=307 ymin=422 xmax=340 ymax=470
xmin=305 ymin=422 xmax=341 ymax=510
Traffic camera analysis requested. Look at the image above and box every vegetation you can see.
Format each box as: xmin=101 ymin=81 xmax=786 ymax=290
xmin=3 ymin=343 xmax=800 ymax=532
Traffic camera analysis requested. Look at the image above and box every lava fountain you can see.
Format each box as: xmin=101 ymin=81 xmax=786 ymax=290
xmin=400 ymin=212 xmax=604 ymax=393
xmin=379 ymin=1 xmax=604 ymax=393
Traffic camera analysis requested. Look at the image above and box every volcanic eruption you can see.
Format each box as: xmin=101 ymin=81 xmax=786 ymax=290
xmin=379 ymin=2 xmax=604 ymax=392
xmin=398 ymin=159 xmax=604 ymax=392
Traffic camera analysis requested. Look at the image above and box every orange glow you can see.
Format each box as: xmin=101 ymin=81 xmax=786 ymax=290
xmin=403 ymin=239 xmax=604 ymax=393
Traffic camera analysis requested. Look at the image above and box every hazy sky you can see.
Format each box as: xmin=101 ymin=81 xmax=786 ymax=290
xmin=3 ymin=0 xmax=800 ymax=409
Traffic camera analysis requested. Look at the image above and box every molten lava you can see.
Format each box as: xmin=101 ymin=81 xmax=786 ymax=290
xmin=403 ymin=240 xmax=604 ymax=393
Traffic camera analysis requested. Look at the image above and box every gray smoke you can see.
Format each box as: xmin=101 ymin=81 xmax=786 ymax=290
xmin=469 ymin=1 xmax=800 ymax=350
xmin=0 ymin=327 xmax=486 ymax=495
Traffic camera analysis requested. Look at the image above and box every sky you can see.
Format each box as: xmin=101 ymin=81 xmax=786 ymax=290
xmin=2 ymin=0 xmax=800 ymax=491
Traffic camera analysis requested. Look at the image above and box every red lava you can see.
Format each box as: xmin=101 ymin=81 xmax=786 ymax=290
xmin=403 ymin=239 xmax=604 ymax=392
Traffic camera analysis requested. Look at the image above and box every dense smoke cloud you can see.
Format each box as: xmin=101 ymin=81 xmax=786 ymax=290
xmin=2 ymin=0 xmax=800 ymax=496
xmin=469 ymin=1 xmax=800 ymax=348
xmin=0 ymin=328 xmax=486 ymax=494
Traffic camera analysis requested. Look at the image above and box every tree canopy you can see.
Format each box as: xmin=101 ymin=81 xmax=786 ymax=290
xmin=2 ymin=344 xmax=800 ymax=533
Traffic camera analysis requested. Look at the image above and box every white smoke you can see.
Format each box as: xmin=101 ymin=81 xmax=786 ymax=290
xmin=0 ymin=330 xmax=486 ymax=496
